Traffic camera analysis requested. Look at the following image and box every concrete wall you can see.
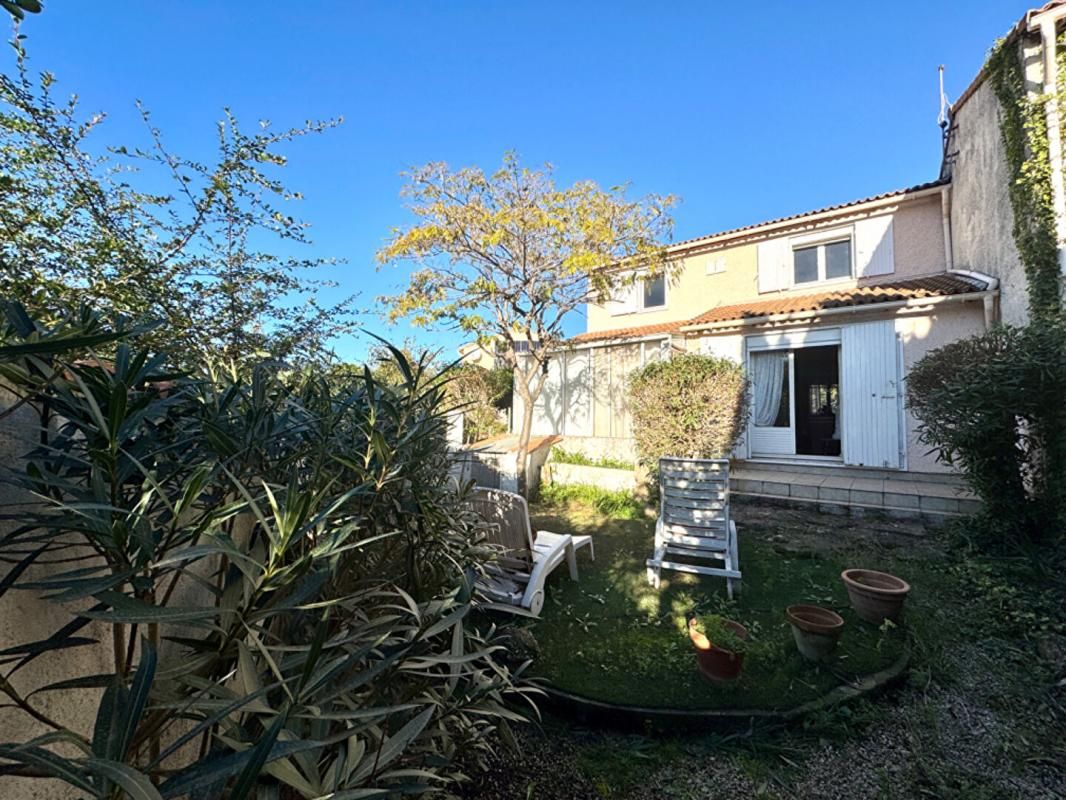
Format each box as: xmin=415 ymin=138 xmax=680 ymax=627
xmin=550 ymin=435 xmax=638 ymax=464
xmin=0 ymin=385 xmax=112 ymax=800
xmin=544 ymin=462 xmax=637 ymax=492
xmin=949 ymin=76 xmax=1031 ymax=326
xmin=897 ymin=301 xmax=989 ymax=473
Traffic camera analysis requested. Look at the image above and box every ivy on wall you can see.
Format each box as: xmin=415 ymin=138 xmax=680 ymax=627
xmin=986 ymin=35 xmax=1063 ymax=320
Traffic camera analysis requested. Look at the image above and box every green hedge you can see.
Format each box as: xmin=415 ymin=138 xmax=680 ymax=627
xmin=627 ymin=353 xmax=749 ymax=467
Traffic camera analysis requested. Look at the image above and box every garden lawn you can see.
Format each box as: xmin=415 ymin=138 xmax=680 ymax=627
xmin=467 ymin=500 xmax=1066 ymax=800
xmin=525 ymin=503 xmax=910 ymax=710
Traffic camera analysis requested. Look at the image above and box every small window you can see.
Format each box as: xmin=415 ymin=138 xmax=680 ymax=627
xmin=706 ymin=257 xmax=726 ymax=275
xmin=642 ymin=274 xmax=666 ymax=308
xmin=825 ymin=240 xmax=851 ymax=279
xmin=793 ymin=238 xmax=852 ymax=284
xmin=793 ymin=246 xmax=819 ymax=284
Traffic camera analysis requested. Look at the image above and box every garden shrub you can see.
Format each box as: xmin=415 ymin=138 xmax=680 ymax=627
xmin=627 ymin=353 xmax=749 ymax=468
xmin=0 ymin=311 xmax=534 ymax=798
xmin=907 ymin=322 xmax=1066 ymax=549
xmin=447 ymin=363 xmax=511 ymax=443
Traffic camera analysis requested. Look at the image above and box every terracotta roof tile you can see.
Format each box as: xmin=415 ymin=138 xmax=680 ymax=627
xmin=570 ymin=319 xmax=684 ymax=344
xmin=571 ymin=275 xmax=991 ymax=344
xmin=667 ymin=179 xmax=949 ymax=252
xmin=682 ymin=274 xmax=991 ymax=328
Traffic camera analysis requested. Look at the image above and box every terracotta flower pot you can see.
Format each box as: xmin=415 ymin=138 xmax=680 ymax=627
xmin=688 ymin=618 xmax=748 ymax=683
xmin=841 ymin=568 xmax=910 ymax=625
xmin=786 ymin=604 xmax=844 ymax=662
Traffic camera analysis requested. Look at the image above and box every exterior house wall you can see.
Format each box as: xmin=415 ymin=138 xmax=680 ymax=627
xmin=585 ymin=194 xmax=948 ymax=337
xmin=891 ymin=195 xmax=949 ymax=279
xmin=897 ymin=301 xmax=989 ymax=473
xmin=585 ymin=243 xmax=759 ymax=333
xmin=457 ymin=341 xmax=500 ymax=370
xmin=949 ymin=77 xmax=1031 ymax=326
xmin=556 ymin=303 xmax=986 ymax=474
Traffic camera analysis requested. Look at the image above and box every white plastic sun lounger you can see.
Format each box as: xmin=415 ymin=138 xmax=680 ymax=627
xmin=646 ymin=457 xmax=741 ymax=598
xmin=468 ymin=487 xmax=593 ymax=615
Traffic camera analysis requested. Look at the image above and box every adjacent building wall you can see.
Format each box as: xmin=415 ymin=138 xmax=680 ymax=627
xmin=948 ymin=77 xmax=1031 ymax=326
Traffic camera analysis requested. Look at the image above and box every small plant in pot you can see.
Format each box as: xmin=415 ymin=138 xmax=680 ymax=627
xmin=841 ymin=568 xmax=910 ymax=625
xmin=786 ymin=604 xmax=844 ymax=662
xmin=687 ymin=614 xmax=749 ymax=683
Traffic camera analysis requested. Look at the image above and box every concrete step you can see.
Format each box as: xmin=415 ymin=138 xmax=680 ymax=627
xmin=737 ymin=459 xmax=966 ymax=486
xmin=730 ymin=464 xmax=979 ymax=522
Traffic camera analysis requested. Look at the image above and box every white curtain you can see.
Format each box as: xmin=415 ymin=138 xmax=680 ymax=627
xmin=751 ymin=352 xmax=786 ymax=427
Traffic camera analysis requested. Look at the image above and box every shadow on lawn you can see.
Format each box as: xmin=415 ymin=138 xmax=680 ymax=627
xmin=526 ymin=504 xmax=907 ymax=710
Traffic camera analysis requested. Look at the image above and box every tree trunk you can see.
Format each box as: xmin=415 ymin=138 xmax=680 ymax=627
xmin=515 ymin=388 xmax=536 ymax=496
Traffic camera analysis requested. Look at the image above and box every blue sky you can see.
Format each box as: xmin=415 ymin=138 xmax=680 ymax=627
xmin=16 ymin=1 xmax=1032 ymax=361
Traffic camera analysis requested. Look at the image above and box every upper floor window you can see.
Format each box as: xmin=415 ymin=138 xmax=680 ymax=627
xmin=793 ymin=238 xmax=852 ymax=285
xmin=641 ymin=274 xmax=666 ymax=309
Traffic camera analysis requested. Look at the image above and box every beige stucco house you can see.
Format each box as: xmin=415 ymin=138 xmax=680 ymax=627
xmin=516 ymin=180 xmax=994 ymax=478
xmin=513 ymin=1 xmax=1066 ymax=502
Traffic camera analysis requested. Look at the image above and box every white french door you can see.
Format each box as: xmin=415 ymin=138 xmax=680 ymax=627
xmin=748 ymin=349 xmax=796 ymax=456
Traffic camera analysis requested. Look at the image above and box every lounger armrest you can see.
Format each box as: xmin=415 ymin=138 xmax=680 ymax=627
xmin=521 ymin=531 xmax=572 ymax=609
xmin=533 ymin=528 xmax=570 ymax=541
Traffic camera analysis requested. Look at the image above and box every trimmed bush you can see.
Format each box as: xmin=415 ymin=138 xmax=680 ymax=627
xmin=627 ymin=353 xmax=749 ymax=468
xmin=907 ymin=322 xmax=1066 ymax=548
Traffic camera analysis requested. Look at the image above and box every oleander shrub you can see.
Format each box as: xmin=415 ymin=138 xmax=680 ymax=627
xmin=907 ymin=322 xmax=1066 ymax=549
xmin=0 ymin=308 xmax=536 ymax=798
xmin=627 ymin=353 xmax=749 ymax=469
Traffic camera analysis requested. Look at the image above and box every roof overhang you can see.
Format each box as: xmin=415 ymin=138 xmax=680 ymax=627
xmin=663 ymin=181 xmax=949 ymax=258
xmin=680 ymin=287 xmax=998 ymax=334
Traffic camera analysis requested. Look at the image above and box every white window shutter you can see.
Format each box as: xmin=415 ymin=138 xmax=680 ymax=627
xmin=757 ymin=238 xmax=789 ymax=293
xmin=855 ymin=215 xmax=895 ymax=277
xmin=607 ymin=280 xmax=638 ymax=316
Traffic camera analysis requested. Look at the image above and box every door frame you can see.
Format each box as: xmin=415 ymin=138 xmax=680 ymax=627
xmin=745 ymin=327 xmax=843 ymax=461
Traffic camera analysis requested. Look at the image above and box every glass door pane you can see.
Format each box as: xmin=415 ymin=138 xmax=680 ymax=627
xmin=748 ymin=350 xmax=796 ymax=455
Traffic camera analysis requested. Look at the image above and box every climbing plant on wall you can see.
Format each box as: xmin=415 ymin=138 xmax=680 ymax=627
xmin=986 ymin=35 xmax=1063 ymax=319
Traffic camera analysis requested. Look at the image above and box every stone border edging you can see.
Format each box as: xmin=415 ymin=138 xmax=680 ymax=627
xmin=538 ymin=647 xmax=911 ymax=732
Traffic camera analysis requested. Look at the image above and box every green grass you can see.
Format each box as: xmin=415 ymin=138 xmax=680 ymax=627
xmin=535 ymin=483 xmax=646 ymax=520
xmin=524 ymin=505 xmax=913 ymax=711
xmin=549 ymin=447 xmax=635 ymax=471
